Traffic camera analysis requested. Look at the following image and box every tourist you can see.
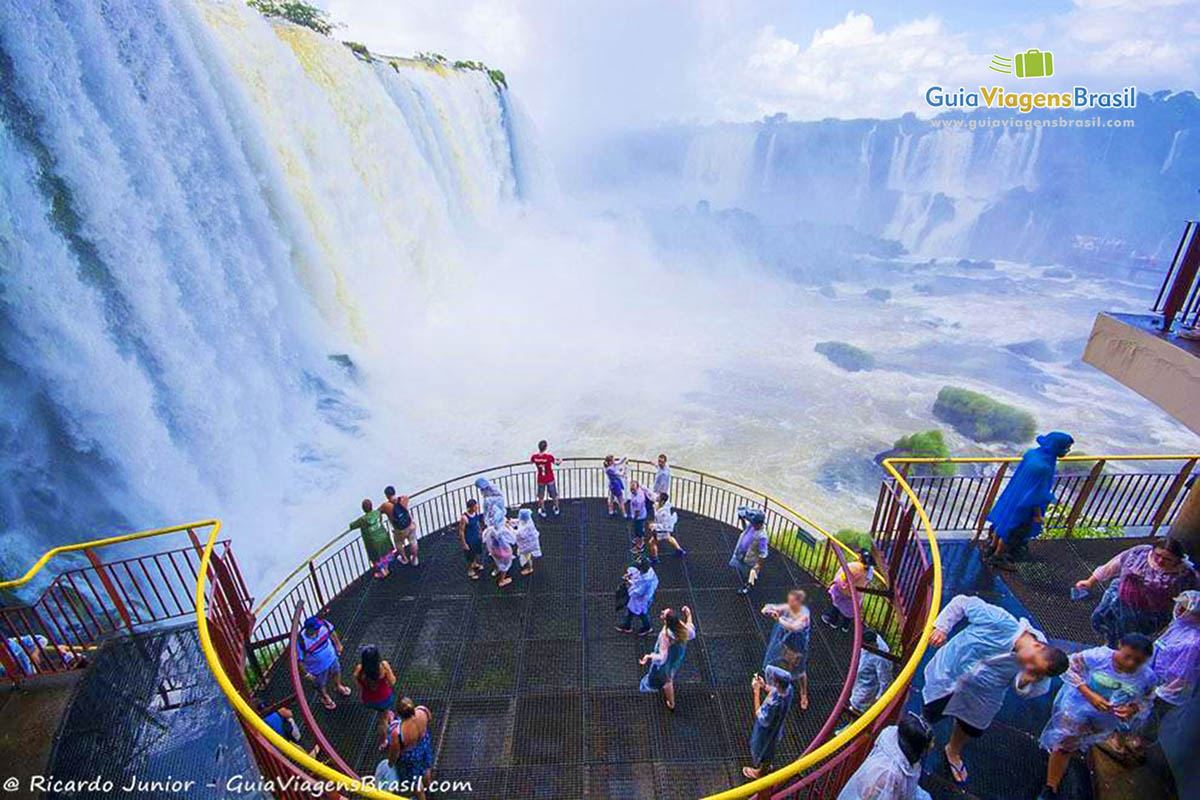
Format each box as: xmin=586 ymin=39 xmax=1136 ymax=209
xmin=353 ymin=645 xmax=396 ymax=749
xmin=983 ymin=431 xmax=1074 ymax=568
xmin=742 ymin=665 xmax=795 ymax=780
xmin=258 ymin=700 xmax=302 ymax=744
xmin=457 ymin=499 xmax=485 ymax=580
xmin=483 ymin=517 xmax=517 ymax=588
xmin=836 ymin=714 xmax=934 ymax=800
xmin=653 ymin=453 xmax=671 ymax=498
xmin=639 ymin=606 xmax=696 ymax=710
xmin=350 ymin=498 xmax=393 ymax=579
xmin=760 ymin=589 xmax=811 ymax=710
xmin=922 ymin=594 xmax=1068 ymax=787
xmin=475 ymin=477 xmax=507 ymax=528
xmin=383 ymin=486 xmax=419 ymax=567
xmin=1152 ymin=590 xmax=1200 ymax=708
xmin=821 ymin=548 xmax=873 ymax=632
xmin=530 ymin=440 xmax=562 ymax=517
xmin=849 ymin=628 xmax=894 ymax=715
xmin=376 ymin=697 xmax=435 ymax=800
xmin=1037 ymin=634 xmax=1158 ymax=800
xmin=647 ymin=492 xmax=686 ymax=561
xmin=1139 ymin=590 xmax=1200 ymax=743
xmin=627 ymin=479 xmax=653 ymax=557
xmin=618 ymin=559 xmax=659 ymax=635
xmin=514 ymin=508 xmax=542 ymax=576
xmin=604 ymin=455 xmax=628 ymax=517
xmin=730 ymin=507 xmax=769 ymax=595
xmin=0 ymin=634 xmax=86 ymax=678
xmin=1076 ymin=538 xmax=1198 ymax=647
xmin=297 ymin=616 xmax=350 ymax=710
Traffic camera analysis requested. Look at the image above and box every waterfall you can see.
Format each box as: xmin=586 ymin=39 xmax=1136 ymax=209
xmin=0 ymin=0 xmax=531 ymax=585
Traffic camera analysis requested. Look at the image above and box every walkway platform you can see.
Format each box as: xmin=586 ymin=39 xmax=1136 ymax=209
xmin=914 ymin=537 xmax=1181 ymax=800
xmin=257 ymin=498 xmax=855 ymax=800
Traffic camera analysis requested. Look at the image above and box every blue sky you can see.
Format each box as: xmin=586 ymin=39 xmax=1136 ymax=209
xmin=323 ymin=1 xmax=1199 ymax=154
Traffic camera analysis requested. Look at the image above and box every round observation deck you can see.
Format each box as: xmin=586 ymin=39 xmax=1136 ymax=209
xmin=253 ymin=485 xmax=861 ymax=800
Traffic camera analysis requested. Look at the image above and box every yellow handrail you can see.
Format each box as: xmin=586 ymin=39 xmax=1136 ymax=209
xmin=880 ymin=453 xmax=1200 ymax=464
xmin=195 ymin=521 xmax=408 ymax=799
xmin=0 ymin=519 xmax=219 ymax=592
xmin=699 ymin=460 xmax=943 ymax=799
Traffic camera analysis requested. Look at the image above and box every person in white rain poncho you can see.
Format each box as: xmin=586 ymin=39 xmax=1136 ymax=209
xmin=850 ymin=628 xmax=894 ymax=714
xmin=836 ymin=714 xmax=934 ymax=800
xmin=514 ymin=508 xmax=542 ymax=576
xmin=921 ymin=595 xmax=1069 ymax=787
xmin=475 ymin=477 xmax=507 ymax=528
xmin=647 ymin=492 xmax=686 ymax=562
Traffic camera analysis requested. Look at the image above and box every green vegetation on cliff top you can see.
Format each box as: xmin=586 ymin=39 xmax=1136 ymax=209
xmin=932 ymin=386 xmax=1036 ymax=444
xmin=892 ymin=430 xmax=956 ymax=476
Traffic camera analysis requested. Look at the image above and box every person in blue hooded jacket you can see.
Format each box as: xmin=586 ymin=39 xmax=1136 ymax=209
xmin=983 ymin=431 xmax=1073 ymax=568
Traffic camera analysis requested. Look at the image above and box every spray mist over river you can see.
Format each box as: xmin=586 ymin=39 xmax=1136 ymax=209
xmin=0 ymin=0 xmax=1193 ymax=593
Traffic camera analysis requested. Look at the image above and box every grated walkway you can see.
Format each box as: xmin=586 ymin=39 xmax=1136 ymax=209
xmin=257 ymin=498 xmax=855 ymax=800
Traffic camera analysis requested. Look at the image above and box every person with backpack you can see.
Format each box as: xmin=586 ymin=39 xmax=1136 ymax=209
xmin=297 ymin=616 xmax=349 ymax=710
xmin=382 ymin=486 xmax=419 ymax=566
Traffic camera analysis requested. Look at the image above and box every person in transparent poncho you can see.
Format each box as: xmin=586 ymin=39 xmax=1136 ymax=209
xmin=760 ymin=589 xmax=811 ymax=711
xmin=836 ymin=714 xmax=934 ymax=800
xmin=851 ymin=628 xmax=894 ymax=715
xmin=730 ymin=507 xmax=769 ymax=596
xmin=742 ymin=665 xmax=794 ymax=779
xmin=638 ymin=605 xmax=696 ymax=710
xmin=921 ymin=595 xmax=1068 ymax=786
xmin=514 ymin=508 xmax=542 ymax=576
xmin=1037 ymin=633 xmax=1158 ymax=800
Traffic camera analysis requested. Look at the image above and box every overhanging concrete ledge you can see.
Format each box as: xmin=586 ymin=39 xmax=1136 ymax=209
xmin=1083 ymin=312 xmax=1200 ymax=435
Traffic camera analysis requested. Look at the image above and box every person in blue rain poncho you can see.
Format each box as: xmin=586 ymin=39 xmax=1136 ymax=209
xmin=850 ymin=628 xmax=894 ymax=715
xmin=730 ymin=507 xmax=769 ymax=596
xmin=760 ymin=589 xmax=811 ymax=710
xmin=836 ymin=714 xmax=934 ymax=800
xmin=921 ymin=595 xmax=1069 ymax=787
xmin=984 ymin=431 xmax=1073 ymax=568
xmin=742 ymin=665 xmax=795 ymax=779
xmin=639 ymin=606 xmax=696 ymax=710
xmin=1037 ymin=633 xmax=1158 ymax=800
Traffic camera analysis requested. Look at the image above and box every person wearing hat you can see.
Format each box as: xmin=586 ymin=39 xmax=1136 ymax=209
xmin=297 ymin=615 xmax=349 ymax=710
xmin=743 ymin=665 xmax=794 ymax=779
xmin=730 ymin=506 xmax=769 ymax=595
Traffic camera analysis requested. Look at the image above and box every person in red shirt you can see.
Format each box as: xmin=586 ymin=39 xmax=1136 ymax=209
xmin=530 ymin=440 xmax=562 ymax=517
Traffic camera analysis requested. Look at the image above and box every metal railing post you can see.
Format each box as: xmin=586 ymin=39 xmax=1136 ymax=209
xmin=307 ymin=562 xmax=325 ymax=609
xmin=1062 ymin=459 xmax=1105 ymax=537
xmin=973 ymin=462 xmax=1008 ymax=546
xmin=1151 ymin=458 xmax=1198 ymax=537
xmin=83 ymin=547 xmax=136 ymax=633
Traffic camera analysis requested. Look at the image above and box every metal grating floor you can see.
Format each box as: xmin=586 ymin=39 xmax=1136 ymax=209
xmin=996 ymin=537 xmax=1157 ymax=646
xmin=257 ymin=498 xmax=854 ymax=799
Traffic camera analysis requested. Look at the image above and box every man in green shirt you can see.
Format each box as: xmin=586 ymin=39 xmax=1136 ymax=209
xmin=351 ymin=499 xmax=394 ymax=578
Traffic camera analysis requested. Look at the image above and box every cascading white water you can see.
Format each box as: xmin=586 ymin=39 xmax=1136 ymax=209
xmin=0 ymin=0 xmax=531 ymax=584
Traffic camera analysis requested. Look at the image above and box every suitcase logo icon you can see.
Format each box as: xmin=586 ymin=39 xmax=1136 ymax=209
xmin=989 ymin=49 xmax=1054 ymax=78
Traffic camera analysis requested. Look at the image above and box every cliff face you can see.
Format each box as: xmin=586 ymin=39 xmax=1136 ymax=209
xmin=583 ymin=91 xmax=1200 ymax=269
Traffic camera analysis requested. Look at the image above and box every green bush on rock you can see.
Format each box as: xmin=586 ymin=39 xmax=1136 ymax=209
xmin=891 ymin=430 xmax=956 ymax=476
xmin=815 ymin=341 xmax=875 ymax=372
xmin=932 ymin=386 xmax=1036 ymax=444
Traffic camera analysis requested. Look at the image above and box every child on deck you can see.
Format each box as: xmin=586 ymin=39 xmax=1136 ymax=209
xmin=297 ymin=616 xmax=350 ymax=710
xmin=514 ymin=508 xmax=543 ymax=576
xmin=484 ymin=518 xmax=518 ymax=588
xmin=458 ymin=499 xmax=485 ymax=580
xmin=604 ymin=455 xmax=628 ymax=517
xmin=647 ymin=492 xmax=686 ymax=562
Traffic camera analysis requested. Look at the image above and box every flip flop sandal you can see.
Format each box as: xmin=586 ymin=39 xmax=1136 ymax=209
xmin=320 ymin=696 xmax=337 ymax=711
xmin=945 ymin=747 xmax=969 ymax=784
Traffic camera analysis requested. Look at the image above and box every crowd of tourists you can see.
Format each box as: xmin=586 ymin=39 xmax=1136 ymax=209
xmin=275 ymin=432 xmax=1198 ymax=800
